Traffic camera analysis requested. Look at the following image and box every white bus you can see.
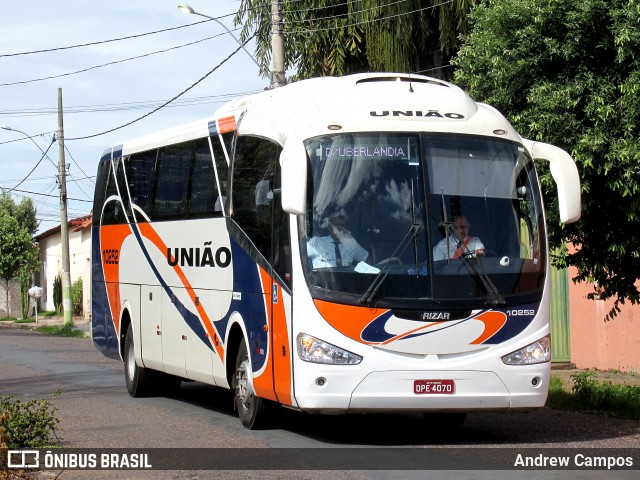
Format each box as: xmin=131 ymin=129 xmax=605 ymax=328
xmin=91 ymin=73 xmax=581 ymax=429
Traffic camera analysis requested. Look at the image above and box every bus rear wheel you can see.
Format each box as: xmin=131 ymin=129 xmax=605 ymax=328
xmin=233 ymin=342 xmax=267 ymax=429
xmin=124 ymin=324 xmax=152 ymax=397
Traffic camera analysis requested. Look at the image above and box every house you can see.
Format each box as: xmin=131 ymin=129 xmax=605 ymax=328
xmin=34 ymin=215 xmax=92 ymax=318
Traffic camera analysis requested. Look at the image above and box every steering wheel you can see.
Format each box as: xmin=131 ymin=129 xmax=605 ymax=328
xmin=376 ymin=257 xmax=403 ymax=267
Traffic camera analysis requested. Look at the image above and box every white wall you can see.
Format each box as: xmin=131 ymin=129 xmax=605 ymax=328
xmin=37 ymin=225 xmax=91 ymax=318
xmin=0 ymin=278 xmax=21 ymax=318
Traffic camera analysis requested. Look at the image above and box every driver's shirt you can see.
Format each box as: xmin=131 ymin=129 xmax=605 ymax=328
xmin=433 ymin=236 xmax=484 ymax=261
xmin=306 ymin=235 xmax=369 ymax=268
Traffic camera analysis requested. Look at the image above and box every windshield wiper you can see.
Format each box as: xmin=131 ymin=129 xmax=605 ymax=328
xmin=360 ymin=221 xmax=421 ymax=306
xmin=360 ymin=180 xmax=422 ymax=306
xmin=438 ymin=189 xmax=504 ymax=306
xmin=441 ymin=222 xmax=505 ymax=306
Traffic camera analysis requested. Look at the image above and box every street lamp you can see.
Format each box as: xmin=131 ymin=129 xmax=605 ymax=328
xmin=177 ymin=4 xmax=261 ymax=69
xmin=0 ymin=125 xmax=55 ymax=166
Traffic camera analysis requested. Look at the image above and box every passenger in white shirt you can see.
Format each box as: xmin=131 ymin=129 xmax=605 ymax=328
xmin=306 ymin=215 xmax=369 ymax=268
xmin=433 ymin=214 xmax=485 ymax=261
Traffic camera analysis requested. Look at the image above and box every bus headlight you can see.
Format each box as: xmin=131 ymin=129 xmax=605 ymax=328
xmin=297 ymin=333 xmax=362 ymax=365
xmin=502 ymin=335 xmax=551 ymax=365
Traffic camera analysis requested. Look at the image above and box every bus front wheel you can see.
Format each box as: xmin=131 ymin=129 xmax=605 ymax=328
xmin=124 ymin=324 xmax=151 ymax=397
xmin=233 ymin=342 xmax=267 ymax=429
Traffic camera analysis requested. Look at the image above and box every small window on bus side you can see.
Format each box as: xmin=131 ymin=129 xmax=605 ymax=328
xmin=210 ymin=133 xmax=231 ymax=212
xmin=153 ymin=143 xmax=192 ymax=220
xmin=126 ymin=149 xmax=157 ymax=221
xmin=101 ymin=157 xmax=128 ymax=225
xmin=93 ymin=159 xmax=110 ymax=226
xmin=189 ymin=138 xmax=218 ymax=218
xmin=231 ymin=136 xmax=281 ymax=259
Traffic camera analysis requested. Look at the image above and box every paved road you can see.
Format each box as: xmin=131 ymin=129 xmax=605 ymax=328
xmin=0 ymin=326 xmax=638 ymax=479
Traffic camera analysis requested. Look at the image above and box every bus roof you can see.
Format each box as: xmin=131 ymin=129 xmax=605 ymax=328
xmin=103 ymin=73 xmax=522 ymax=158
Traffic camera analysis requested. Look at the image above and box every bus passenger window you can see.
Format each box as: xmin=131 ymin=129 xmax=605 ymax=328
xmin=189 ymin=138 xmax=218 ymax=218
xmin=126 ymin=149 xmax=157 ymax=221
xmin=153 ymin=143 xmax=191 ymax=220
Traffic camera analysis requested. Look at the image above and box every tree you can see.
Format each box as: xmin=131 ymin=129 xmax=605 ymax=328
xmin=0 ymin=191 xmax=39 ymax=317
xmin=0 ymin=190 xmax=38 ymax=236
xmin=452 ymin=0 xmax=640 ymax=319
xmin=0 ymin=214 xmax=39 ymax=317
xmin=234 ymin=0 xmax=479 ymax=80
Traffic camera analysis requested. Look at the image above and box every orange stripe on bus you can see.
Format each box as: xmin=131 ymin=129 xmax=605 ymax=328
xmin=470 ymin=311 xmax=507 ymax=344
xmin=313 ymin=299 xmax=387 ymax=343
xmin=137 ymin=223 xmax=225 ymax=360
xmin=217 ymin=115 xmax=236 ymax=134
xmin=100 ymin=224 xmax=133 ymax=336
xmin=381 ymin=321 xmax=444 ymax=345
xmin=252 ymin=267 xmax=277 ymax=402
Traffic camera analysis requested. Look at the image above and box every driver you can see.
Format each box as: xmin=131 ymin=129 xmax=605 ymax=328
xmin=433 ymin=214 xmax=485 ymax=261
xmin=306 ymin=214 xmax=369 ymax=268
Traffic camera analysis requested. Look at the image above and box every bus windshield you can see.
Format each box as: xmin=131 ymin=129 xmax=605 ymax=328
xmin=299 ymin=133 xmax=546 ymax=309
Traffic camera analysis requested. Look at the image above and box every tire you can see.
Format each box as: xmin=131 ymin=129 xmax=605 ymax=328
xmin=233 ymin=341 xmax=268 ymax=429
xmin=124 ymin=324 xmax=152 ymax=397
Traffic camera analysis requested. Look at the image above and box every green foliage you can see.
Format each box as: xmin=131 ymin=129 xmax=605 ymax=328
xmin=0 ymin=392 xmax=61 ymax=448
xmin=547 ymin=372 xmax=640 ymax=419
xmin=234 ymin=1 xmax=479 ymax=80
xmin=19 ymin=271 xmax=31 ymax=319
xmin=0 ymin=191 xmax=39 ymax=236
xmin=453 ymin=0 xmax=640 ymax=320
xmin=72 ymin=277 xmax=83 ymax=316
xmin=53 ymin=275 xmax=62 ymax=314
xmin=571 ymin=371 xmax=640 ymax=418
xmin=0 ymin=214 xmax=39 ymax=283
xmin=35 ymin=324 xmax=86 ymax=338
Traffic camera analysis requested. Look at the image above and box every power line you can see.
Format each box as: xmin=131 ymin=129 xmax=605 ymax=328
xmin=67 ymin=33 xmax=257 ymax=141
xmin=0 ymin=17 xmax=228 ymax=57
xmin=7 ymin=187 xmax=92 ymax=203
xmin=284 ymin=0 xmax=412 ymax=24
xmin=0 ymin=30 xmax=237 ymax=87
xmin=0 ymin=91 xmax=261 ymax=118
xmin=285 ymin=0 xmax=454 ymax=33
xmin=0 ymin=131 xmax=56 ymax=146
xmin=64 ymin=145 xmax=94 ymax=187
xmin=4 ymin=137 xmax=55 ymax=193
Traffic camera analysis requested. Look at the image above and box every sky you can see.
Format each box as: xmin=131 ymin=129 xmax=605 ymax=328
xmin=0 ymin=0 xmax=268 ymax=234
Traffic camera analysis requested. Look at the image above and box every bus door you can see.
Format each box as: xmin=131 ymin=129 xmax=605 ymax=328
xmin=233 ymin=135 xmax=293 ymax=404
xmin=267 ymin=161 xmax=293 ymax=405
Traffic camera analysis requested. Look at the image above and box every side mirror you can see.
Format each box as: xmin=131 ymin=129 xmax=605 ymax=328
xmin=523 ymin=139 xmax=582 ymax=223
xmin=280 ymin=139 xmax=307 ymax=215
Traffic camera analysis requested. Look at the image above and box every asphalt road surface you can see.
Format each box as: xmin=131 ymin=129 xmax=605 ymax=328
xmin=0 ymin=326 xmax=638 ymax=480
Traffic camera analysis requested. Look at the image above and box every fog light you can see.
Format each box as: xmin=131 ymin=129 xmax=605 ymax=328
xmin=502 ymin=335 xmax=551 ymax=365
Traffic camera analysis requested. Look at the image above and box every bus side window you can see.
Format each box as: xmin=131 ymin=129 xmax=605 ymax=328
xmin=153 ymin=143 xmax=192 ymax=220
xmin=231 ymin=136 xmax=281 ymax=259
xmin=93 ymin=159 xmax=110 ymax=226
xmin=102 ymin=157 xmax=128 ymax=226
xmin=126 ymin=149 xmax=157 ymax=222
xmin=211 ymin=134 xmax=231 ymax=213
xmin=189 ymin=138 xmax=218 ymax=218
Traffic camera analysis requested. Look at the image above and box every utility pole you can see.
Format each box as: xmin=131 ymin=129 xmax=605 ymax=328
xmin=57 ymin=88 xmax=73 ymax=327
xmin=270 ymin=0 xmax=286 ymax=88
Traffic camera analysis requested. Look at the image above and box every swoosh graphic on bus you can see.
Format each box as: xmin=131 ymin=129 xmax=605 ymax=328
xmin=362 ymin=309 xmax=507 ymax=345
xmin=132 ymin=223 xmax=224 ymax=360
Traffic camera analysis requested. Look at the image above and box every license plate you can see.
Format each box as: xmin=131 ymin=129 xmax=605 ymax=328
xmin=414 ymin=379 xmax=455 ymax=395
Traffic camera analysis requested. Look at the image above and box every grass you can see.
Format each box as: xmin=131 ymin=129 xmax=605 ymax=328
xmin=35 ymin=324 xmax=87 ymax=338
xmin=547 ymin=371 xmax=640 ymax=420
xmin=14 ymin=318 xmax=35 ymax=324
